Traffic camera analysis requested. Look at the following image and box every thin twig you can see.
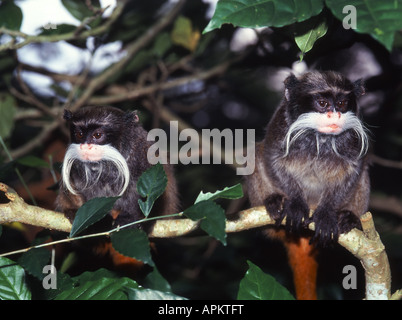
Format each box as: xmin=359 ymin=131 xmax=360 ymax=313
xmin=70 ymin=0 xmax=186 ymax=112
xmin=89 ymin=60 xmax=232 ymax=105
xmin=9 ymin=121 xmax=60 ymax=159
xmin=370 ymin=154 xmax=402 ymax=170
xmin=0 ymin=137 xmax=36 ymax=205
xmin=15 ymin=66 xmax=54 ymax=117
xmin=0 ymin=205 xmax=182 ymax=258
xmin=0 ymin=2 xmax=125 ymax=51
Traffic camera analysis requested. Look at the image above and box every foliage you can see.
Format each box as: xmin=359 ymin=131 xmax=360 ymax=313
xmin=205 ymin=0 xmax=402 ymax=52
xmin=237 ymin=261 xmax=294 ymax=300
xmin=0 ymin=165 xmax=245 ymax=300
xmin=137 ymin=163 xmax=167 ymax=217
xmin=70 ymin=196 xmax=119 ymax=237
xmin=0 ymin=0 xmax=401 ymax=300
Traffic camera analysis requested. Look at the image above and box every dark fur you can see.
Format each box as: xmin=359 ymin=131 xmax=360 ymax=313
xmin=56 ymin=106 xmax=179 ymax=229
xmin=246 ymin=71 xmax=370 ymax=246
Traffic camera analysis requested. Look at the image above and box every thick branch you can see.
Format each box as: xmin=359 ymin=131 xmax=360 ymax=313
xmin=0 ymin=183 xmax=70 ymax=232
xmin=339 ymin=212 xmax=391 ymax=300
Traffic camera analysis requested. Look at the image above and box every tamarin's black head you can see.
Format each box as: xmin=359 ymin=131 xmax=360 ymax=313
xmin=61 ymin=106 xmax=139 ymax=196
xmin=281 ymin=71 xmax=368 ymax=158
xmin=64 ymin=106 xmax=139 ymax=147
xmin=284 ymin=71 xmax=365 ymax=120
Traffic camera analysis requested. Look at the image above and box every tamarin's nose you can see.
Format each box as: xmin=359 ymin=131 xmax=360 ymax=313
xmin=326 ymin=111 xmax=341 ymax=119
xmin=80 ymin=143 xmax=93 ymax=150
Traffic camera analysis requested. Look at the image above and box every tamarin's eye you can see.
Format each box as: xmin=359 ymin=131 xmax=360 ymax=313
xmin=93 ymin=132 xmax=103 ymax=140
xmin=337 ymin=100 xmax=348 ymax=110
xmin=75 ymin=131 xmax=83 ymax=140
xmin=318 ymin=100 xmax=328 ymax=108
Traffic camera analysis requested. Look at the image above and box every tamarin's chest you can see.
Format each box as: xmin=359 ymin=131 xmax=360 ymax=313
xmin=274 ymin=155 xmax=357 ymax=206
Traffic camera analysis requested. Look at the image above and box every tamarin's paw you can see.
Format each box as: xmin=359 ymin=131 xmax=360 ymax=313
xmin=282 ymin=196 xmax=310 ymax=234
xmin=337 ymin=210 xmax=362 ymax=234
xmin=264 ymin=193 xmax=285 ymax=222
xmin=64 ymin=210 xmax=76 ymax=224
xmin=309 ymin=207 xmax=339 ymax=247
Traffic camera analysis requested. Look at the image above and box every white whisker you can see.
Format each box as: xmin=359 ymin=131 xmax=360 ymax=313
xmin=315 ymin=132 xmax=320 ymax=156
xmin=61 ymin=144 xmax=130 ymax=196
xmin=331 ymin=137 xmax=341 ymax=157
xmin=282 ymin=111 xmax=369 ymax=158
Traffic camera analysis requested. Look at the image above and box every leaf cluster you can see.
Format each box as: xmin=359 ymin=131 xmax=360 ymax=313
xmin=204 ymin=0 xmax=402 ymax=54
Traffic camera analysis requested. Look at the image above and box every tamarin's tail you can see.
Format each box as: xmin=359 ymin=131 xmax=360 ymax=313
xmin=284 ymin=236 xmax=318 ymax=300
xmin=94 ymin=241 xmax=144 ymax=277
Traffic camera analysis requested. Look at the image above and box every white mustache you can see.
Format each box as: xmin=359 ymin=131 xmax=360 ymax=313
xmin=61 ymin=143 xmax=130 ymax=196
xmin=283 ymin=111 xmax=369 ymax=158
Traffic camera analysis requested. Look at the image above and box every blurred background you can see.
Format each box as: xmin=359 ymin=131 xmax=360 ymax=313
xmin=0 ymin=0 xmax=401 ymax=299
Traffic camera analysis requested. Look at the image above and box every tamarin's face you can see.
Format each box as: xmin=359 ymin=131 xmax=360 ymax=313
xmin=283 ymin=71 xmax=368 ymax=157
xmin=65 ymin=107 xmax=129 ymax=161
xmin=61 ymin=106 xmax=134 ymax=196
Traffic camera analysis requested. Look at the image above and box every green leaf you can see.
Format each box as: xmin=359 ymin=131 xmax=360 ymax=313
xmin=16 ymin=155 xmax=50 ymax=169
xmin=153 ymin=32 xmax=173 ymax=58
xmin=121 ymin=50 xmax=152 ymax=77
xmin=0 ymin=93 xmax=17 ymax=139
xmin=237 ymin=261 xmax=294 ymax=300
xmin=143 ymin=267 xmax=172 ymax=292
xmin=195 ymin=183 xmax=244 ymax=204
xmin=69 ymin=196 xmax=119 ymax=237
xmin=0 ymin=257 xmax=31 ymax=300
xmin=18 ymin=248 xmax=51 ymax=281
xmin=184 ymin=200 xmax=227 ymax=245
xmin=0 ymin=1 xmax=22 ymax=30
xmin=127 ymin=288 xmax=187 ymax=300
xmin=204 ymin=0 xmax=324 ymax=33
xmin=171 ymin=16 xmax=200 ymax=51
xmin=61 ymin=0 xmax=101 ymax=22
xmin=295 ymin=15 xmax=327 ymax=59
xmin=111 ymin=229 xmax=155 ymax=267
xmin=137 ymin=163 xmax=167 ymax=217
xmin=55 ymin=269 xmax=139 ymax=300
xmin=74 ymin=268 xmax=119 ymax=283
xmin=326 ymin=0 xmax=402 ymax=51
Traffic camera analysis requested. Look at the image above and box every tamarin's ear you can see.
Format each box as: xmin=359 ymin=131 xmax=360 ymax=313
xmin=63 ymin=109 xmax=73 ymax=121
xmin=353 ymin=79 xmax=365 ymax=97
xmin=284 ymin=74 xmax=299 ymax=101
xmin=124 ymin=110 xmax=139 ymax=124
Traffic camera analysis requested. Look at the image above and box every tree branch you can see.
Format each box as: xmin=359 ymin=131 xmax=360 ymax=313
xmin=338 ymin=212 xmax=391 ymax=300
xmin=88 ymin=60 xmax=232 ymax=105
xmin=0 ymin=2 xmax=125 ymax=51
xmin=370 ymin=154 xmax=402 ymax=170
xmin=0 ymin=183 xmax=70 ymax=232
xmin=9 ymin=121 xmax=61 ymax=159
xmin=69 ymin=0 xmax=186 ymax=111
